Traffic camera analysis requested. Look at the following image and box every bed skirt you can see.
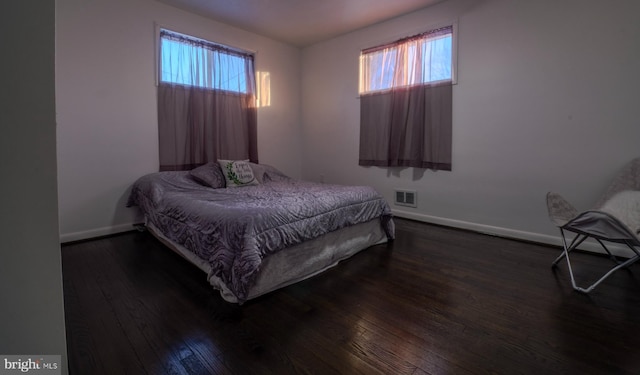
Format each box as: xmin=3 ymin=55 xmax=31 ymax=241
xmin=146 ymin=219 xmax=390 ymax=303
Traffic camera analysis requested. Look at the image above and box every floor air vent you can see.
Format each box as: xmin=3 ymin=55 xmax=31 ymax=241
xmin=394 ymin=190 xmax=417 ymax=208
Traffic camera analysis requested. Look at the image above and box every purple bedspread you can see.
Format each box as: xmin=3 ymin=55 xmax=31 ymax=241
xmin=127 ymin=168 xmax=394 ymax=302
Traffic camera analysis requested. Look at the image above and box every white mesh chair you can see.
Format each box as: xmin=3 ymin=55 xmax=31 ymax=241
xmin=547 ymin=158 xmax=640 ymax=293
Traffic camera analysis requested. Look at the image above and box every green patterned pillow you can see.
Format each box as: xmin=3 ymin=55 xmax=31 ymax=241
xmin=218 ymin=160 xmax=260 ymax=188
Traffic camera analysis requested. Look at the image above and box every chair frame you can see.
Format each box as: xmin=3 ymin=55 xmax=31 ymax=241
xmin=552 ymin=227 xmax=640 ymax=293
xmin=548 ymin=158 xmax=640 ymax=293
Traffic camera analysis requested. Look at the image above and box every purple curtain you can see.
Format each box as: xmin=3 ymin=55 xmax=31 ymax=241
xmin=158 ymin=85 xmax=257 ymax=171
xmin=359 ymin=83 xmax=452 ymax=170
xmin=158 ymin=29 xmax=258 ymax=171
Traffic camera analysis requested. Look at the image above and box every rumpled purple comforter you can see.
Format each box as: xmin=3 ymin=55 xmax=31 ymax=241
xmin=127 ymin=169 xmax=394 ymax=302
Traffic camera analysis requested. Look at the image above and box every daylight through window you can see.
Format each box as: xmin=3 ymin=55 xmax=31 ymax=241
xmin=159 ymin=29 xmax=253 ymax=94
xmin=359 ymin=25 xmax=453 ymax=94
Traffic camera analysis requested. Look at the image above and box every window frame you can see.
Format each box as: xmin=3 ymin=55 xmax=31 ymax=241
xmin=358 ymin=21 xmax=458 ymax=96
xmin=154 ymin=24 xmax=257 ymax=91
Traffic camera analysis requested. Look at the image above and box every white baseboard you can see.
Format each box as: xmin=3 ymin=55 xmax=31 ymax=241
xmin=59 ymin=222 xmax=141 ymax=244
xmin=391 ymin=209 xmax=635 ymax=258
xmin=60 ymin=212 xmax=636 ymax=258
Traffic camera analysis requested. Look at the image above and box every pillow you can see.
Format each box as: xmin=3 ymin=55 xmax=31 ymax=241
xmin=248 ymin=162 xmax=266 ymax=183
xmin=189 ymin=162 xmax=226 ymax=188
xmin=260 ymin=164 xmax=290 ymax=182
xmin=218 ymin=159 xmax=260 ymax=188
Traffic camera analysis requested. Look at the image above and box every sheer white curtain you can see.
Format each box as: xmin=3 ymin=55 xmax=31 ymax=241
xmin=157 ymin=29 xmax=258 ymax=171
xmin=359 ymin=26 xmax=453 ymax=170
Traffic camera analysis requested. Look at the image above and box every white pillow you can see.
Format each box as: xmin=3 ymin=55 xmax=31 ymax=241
xmin=218 ymin=159 xmax=260 ymax=188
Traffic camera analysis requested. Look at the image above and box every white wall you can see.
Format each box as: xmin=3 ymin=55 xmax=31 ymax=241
xmin=1 ymin=1 xmax=68 ymax=373
xmin=57 ymin=0 xmax=640 ymax=248
xmin=301 ymin=0 xmax=640 ymax=246
xmin=56 ymin=0 xmax=302 ymax=241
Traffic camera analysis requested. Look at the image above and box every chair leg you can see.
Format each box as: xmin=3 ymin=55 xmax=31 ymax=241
xmin=568 ymin=254 xmax=640 ymax=293
xmin=552 ymin=229 xmax=587 ymax=267
xmin=595 ymin=238 xmax=623 ymax=265
xmin=557 ymin=232 xmax=640 ymax=293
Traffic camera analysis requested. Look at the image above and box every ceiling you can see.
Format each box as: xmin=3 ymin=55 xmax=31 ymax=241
xmin=157 ymin=0 xmax=445 ymax=47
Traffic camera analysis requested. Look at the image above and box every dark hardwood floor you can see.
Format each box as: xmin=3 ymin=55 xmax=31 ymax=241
xmin=62 ymin=218 xmax=640 ymax=374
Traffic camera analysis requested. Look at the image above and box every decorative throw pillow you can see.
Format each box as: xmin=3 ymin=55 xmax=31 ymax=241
xmin=218 ymin=159 xmax=260 ymax=188
xmin=189 ymin=162 xmax=226 ymax=188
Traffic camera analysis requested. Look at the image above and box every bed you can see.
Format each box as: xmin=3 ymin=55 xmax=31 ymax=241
xmin=127 ymin=161 xmax=395 ymax=303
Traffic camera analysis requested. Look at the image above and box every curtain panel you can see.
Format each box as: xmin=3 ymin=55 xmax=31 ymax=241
xmin=158 ymin=84 xmax=258 ymax=171
xmin=359 ymin=82 xmax=452 ymax=170
xmin=158 ymin=29 xmax=258 ymax=171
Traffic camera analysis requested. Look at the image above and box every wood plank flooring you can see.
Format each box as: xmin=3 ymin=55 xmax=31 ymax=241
xmin=62 ymin=218 xmax=640 ymax=374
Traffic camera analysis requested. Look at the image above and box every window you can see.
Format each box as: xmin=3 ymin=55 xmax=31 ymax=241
xmin=157 ymin=29 xmax=258 ymax=171
xmin=358 ymin=25 xmax=454 ymax=171
xmin=159 ymin=29 xmax=252 ymax=94
xmin=359 ymin=25 xmax=454 ymax=94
